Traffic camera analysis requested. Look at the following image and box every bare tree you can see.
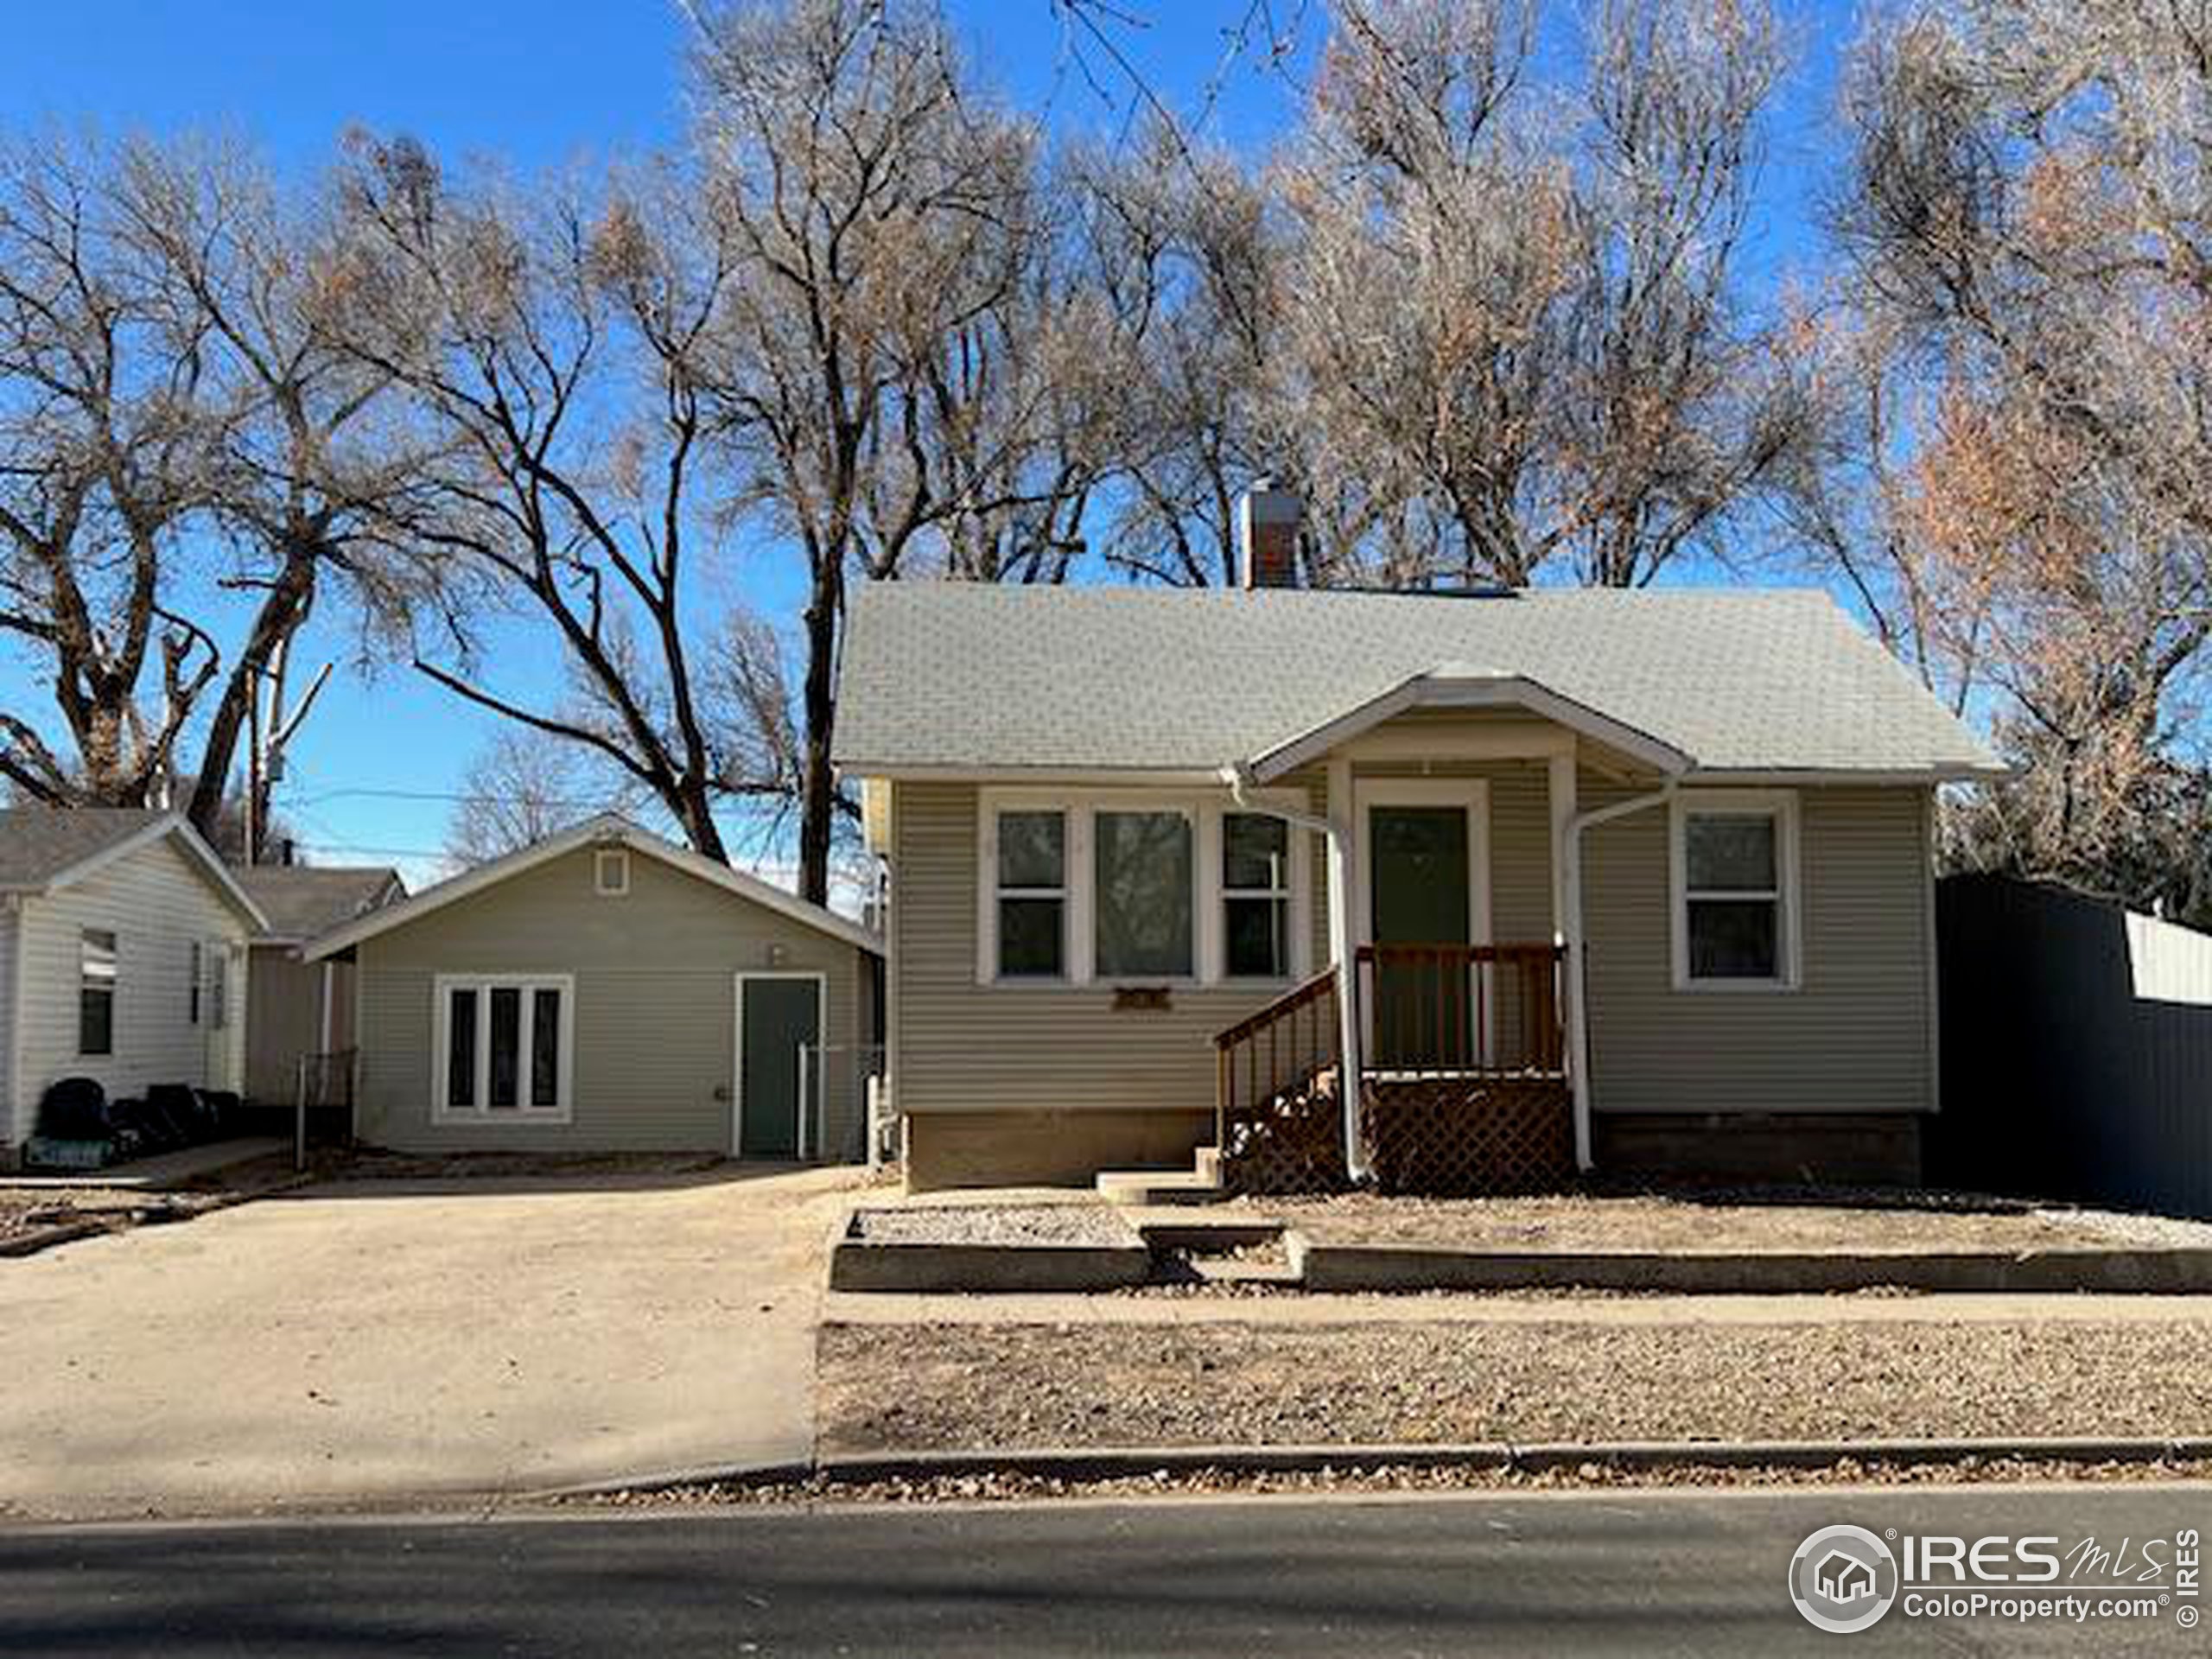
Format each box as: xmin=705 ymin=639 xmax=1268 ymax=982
xmin=443 ymin=726 xmax=641 ymax=867
xmin=690 ymin=0 xmax=1102 ymax=902
xmin=1827 ymin=3 xmax=2212 ymax=922
xmin=1271 ymin=0 xmax=1806 ymax=588
xmin=327 ymin=134 xmax=740 ymax=861
xmin=0 ymin=134 xmax=219 ymax=805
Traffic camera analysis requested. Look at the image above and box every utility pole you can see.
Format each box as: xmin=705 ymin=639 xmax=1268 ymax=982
xmin=243 ymin=636 xmax=333 ymax=867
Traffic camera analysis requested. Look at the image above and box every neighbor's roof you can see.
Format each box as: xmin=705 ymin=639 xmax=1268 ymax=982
xmin=0 ymin=807 xmax=268 ymax=928
xmin=304 ymin=814 xmax=880 ymax=962
xmin=833 ymin=584 xmax=2004 ymax=779
xmin=232 ymin=865 xmax=406 ymax=943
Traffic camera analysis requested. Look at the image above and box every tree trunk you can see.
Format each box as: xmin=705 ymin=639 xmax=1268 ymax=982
xmin=185 ymin=549 xmax=319 ymax=849
xmin=796 ymin=557 xmax=844 ymax=906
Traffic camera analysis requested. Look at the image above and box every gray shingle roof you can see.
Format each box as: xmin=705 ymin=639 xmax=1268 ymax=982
xmin=0 ymin=807 xmax=174 ymax=890
xmin=232 ymin=865 xmax=405 ymax=940
xmin=832 ymin=584 xmax=2000 ymax=777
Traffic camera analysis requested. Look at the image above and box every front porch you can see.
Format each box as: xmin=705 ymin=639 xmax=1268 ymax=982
xmin=1212 ymin=942 xmax=1576 ymax=1197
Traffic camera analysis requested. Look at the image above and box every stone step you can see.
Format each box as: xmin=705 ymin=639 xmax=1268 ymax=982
xmin=1135 ymin=1217 xmax=1286 ymax=1252
xmin=1189 ymin=1257 xmax=1305 ymax=1287
xmin=1192 ymin=1145 xmax=1223 ymax=1185
xmin=1095 ymin=1168 xmax=1225 ymax=1207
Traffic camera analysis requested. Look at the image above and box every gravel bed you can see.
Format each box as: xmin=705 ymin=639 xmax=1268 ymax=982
xmin=568 ymin=1454 xmax=2212 ymax=1510
xmin=851 ymin=1205 xmax=1139 ymax=1247
xmin=0 ymin=1189 xmax=194 ymax=1243
xmin=820 ymin=1319 xmax=2212 ymax=1451
xmin=1247 ymin=1192 xmax=2137 ymax=1251
xmin=2050 ymin=1207 xmax=2212 ymax=1249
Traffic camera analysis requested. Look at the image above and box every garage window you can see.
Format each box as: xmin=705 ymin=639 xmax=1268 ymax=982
xmin=434 ymin=976 xmax=574 ymax=1122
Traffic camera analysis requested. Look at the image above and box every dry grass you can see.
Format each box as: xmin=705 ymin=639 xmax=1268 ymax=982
xmin=821 ymin=1319 xmax=2212 ymax=1452
xmin=1245 ymin=1192 xmax=2128 ymax=1251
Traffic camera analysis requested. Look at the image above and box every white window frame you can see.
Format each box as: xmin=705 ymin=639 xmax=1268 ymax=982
xmin=79 ymin=927 xmax=118 ymax=1057
xmin=1669 ymin=789 xmax=1802 ymax=993
xmin=976 ymin=788 xmax=1313 ymax=988
xmin=1218 ymin=810 xmax=1299 ymax=985
xmin=594 ymin=848 xmax=631 ymax=897
xmin=431 ymin=974 xmax=576 ymax=1123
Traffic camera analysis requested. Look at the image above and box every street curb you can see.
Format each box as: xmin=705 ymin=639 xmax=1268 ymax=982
xmin=526 ymin=1435 xmax=2212 ymax=1501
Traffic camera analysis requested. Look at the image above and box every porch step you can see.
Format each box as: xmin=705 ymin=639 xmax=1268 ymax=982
xmin=1189 ymin=1258 xmax=1304 ymax=1288
xmin=1193 ymin=1145 xmax=1223 ymax=1185
xmin=1095 ymin=1168 xmax=1225 ymax=1207
xmin=1135 ymin=1217 xmax=1285 ymax=1252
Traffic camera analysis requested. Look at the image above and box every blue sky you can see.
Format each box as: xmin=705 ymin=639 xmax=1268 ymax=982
xmin=0 ymin=1 xmax=1860 ymax=882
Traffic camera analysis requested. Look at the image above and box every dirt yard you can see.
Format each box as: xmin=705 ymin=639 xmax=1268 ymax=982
xmin=1240 ymin=1192 xmax=2198 ymax=1252
xmin=0 ymin=1153 xmax=304 ymax=1249
xmin=818 ymin=1319 xmax=2212 ymax=1451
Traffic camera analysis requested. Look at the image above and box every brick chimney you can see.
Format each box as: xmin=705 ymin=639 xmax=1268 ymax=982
xmin=1236 ymin=480 xmax=1301 ymax=589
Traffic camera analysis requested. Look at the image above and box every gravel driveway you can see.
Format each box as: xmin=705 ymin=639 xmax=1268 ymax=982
xmin=820 ymin=1318 xmax=2212 ymax=1451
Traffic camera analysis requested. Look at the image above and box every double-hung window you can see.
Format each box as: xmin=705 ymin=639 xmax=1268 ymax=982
xmin=1222 ymin=813 xmax=1292 ymax=979
xmin=1674 ymin=792 xmax=1799 ymax=989
xmin=79 ymin=929 xmax=117 ymax=1056
xmin=994 ymin=810 xmax=1067 ymax=979
xmin=435 ymin=976 xmax=573 ymax=1121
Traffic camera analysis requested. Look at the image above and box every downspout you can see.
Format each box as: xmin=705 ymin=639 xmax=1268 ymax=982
xmin=1564 ymin=779 xmax=1678 ymax=1172
xmin=1221 ymin=764 xmax=1370 ymax=1183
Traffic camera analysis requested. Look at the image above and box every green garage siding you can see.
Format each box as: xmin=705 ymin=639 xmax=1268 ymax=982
xmin=352 ymin=847 xmax=872 ymax=1156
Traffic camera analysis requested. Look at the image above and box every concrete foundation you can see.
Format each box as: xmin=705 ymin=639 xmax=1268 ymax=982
xmin=1592 ymin=1112 xmax=1924 ymax=1188
xmin=903 ymin=1109 xmax=1211 ymax=1192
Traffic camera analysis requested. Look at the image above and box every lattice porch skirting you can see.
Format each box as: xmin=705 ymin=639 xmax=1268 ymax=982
xmin=1359 ymin=1075 xmax=1575 ymax=1196
xmin=1221 ymin=1075 xmax=1351 ymax=1197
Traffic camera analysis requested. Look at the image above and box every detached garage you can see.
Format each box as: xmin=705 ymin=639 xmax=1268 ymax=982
xmin=306 ymin=817 xmax=883 ymax=1160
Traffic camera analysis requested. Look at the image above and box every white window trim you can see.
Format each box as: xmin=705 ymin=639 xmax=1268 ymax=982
xmin=1218 ymin=810 xmax=1300 ymax=985
xmin=594 ymin=849 xmax=631 ymax=896
xmin=976 ymin=788 xmax=1313 ymax=989
xmin=431 ymin=974 xmax=576 ymax=1123
xmin=1669 ymin=789 xmax=1802 ymax=993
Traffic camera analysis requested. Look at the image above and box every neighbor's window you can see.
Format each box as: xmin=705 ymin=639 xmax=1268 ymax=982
xmin=207 ymin=942 xmax=229 ymax=1030
xmin=437 ymin=976 xmax=571 ymax=1119
xmin=188 ymin=940 xmax=203 ymax=1026
xmin=1222 ymin=813 xmax=1292 ymax=979
xmin=1094 ymin=810 xmax=1193 ymax=979
xmin=1678 ymin=799 xmax=1795 ymax=987
xmin=995 ymin=810 xmax=1066 ymax=978
xmin=79 ymin=929 xmax=117 ymax=1056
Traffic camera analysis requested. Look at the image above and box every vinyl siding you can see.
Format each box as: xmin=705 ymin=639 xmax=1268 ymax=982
xmin=0 ymin=906 xmax=17 ymax=1146
xmin=245 ymin=946 xmax=336 ymax=1106
xmin=10 ymin=836 xmax=251 ymax=1139
xmin=888 ymin=777 xmax=1330 ymax=1118
xmin=1582 ymin=779 xmax=1935 ymax=1115
xmin=353 ymin=846 xmax=871 ymax=1156
xmin=885 ymin=767 xmax=1936 ymax=1127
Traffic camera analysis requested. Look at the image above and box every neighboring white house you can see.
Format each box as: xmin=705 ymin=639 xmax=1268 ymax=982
xmin=0 ymin=809 xmax=267 ymax=1160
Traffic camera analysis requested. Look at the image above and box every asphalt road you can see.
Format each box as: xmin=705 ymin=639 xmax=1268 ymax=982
xmin=3 ymin=1484 xmax=2207 ymax=1656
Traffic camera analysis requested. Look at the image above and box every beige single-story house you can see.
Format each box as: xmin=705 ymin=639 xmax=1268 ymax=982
xmin=833 ymin=489 xmax=2006 ymax=1192
xmin=304 ymin=817 xmax=882 ymax=1160
xmin=234 ymin=864 xmax=406 ymax=1108
xmin=0 ymin=809 xmax=264 ymax=1161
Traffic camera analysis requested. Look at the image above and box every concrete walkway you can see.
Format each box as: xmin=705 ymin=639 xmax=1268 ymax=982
xmin=824 ymin=1287 xmax=2212 ymax=1326
xmin=0 ymin=1164 xmax=864 ymax=1520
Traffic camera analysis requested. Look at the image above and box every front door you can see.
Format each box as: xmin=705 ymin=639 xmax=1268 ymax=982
xmin=1368 ymin=803 xmax=1477 ymax=1069
xmin=738 ymin=976 xmax=822 ymax=1159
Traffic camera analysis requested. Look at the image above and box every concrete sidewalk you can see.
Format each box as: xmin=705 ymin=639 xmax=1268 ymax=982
xmin=0 ymin=1165 xmax=862 ymax=1521
xmin=823 ymin=1287 xmax=2212 ymax=1326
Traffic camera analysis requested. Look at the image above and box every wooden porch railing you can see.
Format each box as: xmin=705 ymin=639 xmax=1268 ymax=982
xmin=1354 ymin=943 xmax=1567 ymax=1078
xmin=1213 ymin=968 xmax=1339 ymax=1153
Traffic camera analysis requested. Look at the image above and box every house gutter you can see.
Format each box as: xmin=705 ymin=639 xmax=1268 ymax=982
xmin=1562 ymin=780 xmax=1678 ymax=1171
xmin=1221 ymin=764 xmax=1370 ymax=1184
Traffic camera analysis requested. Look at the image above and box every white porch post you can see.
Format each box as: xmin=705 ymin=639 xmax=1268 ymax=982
xmin=1325 ymin=755 xmax=1366 ymax=1180
xmin=1550 ymin=753 xmax=1594 ymax=1173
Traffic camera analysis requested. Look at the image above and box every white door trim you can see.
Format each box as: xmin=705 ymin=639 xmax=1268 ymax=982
xmin=1351 ymin=777 xmax=1495 ymax=1065
xmin=732 ymin=970 xmax=828 ymax=1160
